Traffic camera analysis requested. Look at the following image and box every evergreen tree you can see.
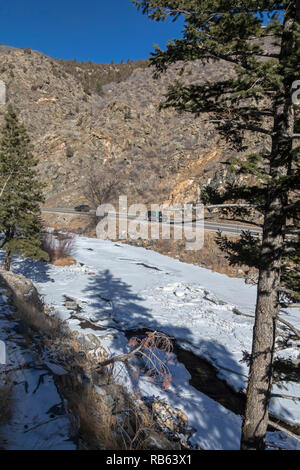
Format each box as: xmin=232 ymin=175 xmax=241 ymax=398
xmin=133 ymin=0 xmax=300 ymax=449
xmin=0 ymin=107 xmax=49 ymax=270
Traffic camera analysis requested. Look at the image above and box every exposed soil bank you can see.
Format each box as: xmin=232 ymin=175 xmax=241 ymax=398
xmin=125 ymin=328 xmax=300 ymax=439
xmin=125 ymin=328 xmax=245 ymax=415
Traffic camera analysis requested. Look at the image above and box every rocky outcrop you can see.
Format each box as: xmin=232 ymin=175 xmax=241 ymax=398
xmin=0 ymin=269 xmax=43 ymax=320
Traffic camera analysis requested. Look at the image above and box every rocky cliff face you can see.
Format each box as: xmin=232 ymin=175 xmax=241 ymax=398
xmin=0 ymin=44 xmax=265 ymax=209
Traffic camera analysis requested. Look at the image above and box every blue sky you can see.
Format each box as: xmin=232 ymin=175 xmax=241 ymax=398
xmin=0 ymin=1 xmax=184 ymax=63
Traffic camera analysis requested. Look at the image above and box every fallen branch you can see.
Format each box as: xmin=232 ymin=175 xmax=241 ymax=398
xmin=95 ymin=331 xmax=174 ymax=390
xmin=95 ymin=343 xmax=144 ymax=368
xmin=24 ymin=416 xmax=63 ymax=433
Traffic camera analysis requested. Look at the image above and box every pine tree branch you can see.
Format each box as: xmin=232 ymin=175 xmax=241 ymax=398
xmin=270 ymin=394 xmax=300 ymax=402
xmin=280 ymin=303 xmax=300 ymax=309
xmin=140 ymin=4 xmax=286 ymax=17
xmin=268 ymin=420 xmax=300 ymax=444
xmin=284 ymin=202 xmax=300 ymax=212
xmin=277 ymin=317 xmax=300 ymax=339
xmin=196 ymin=42 xmax=279 ymax=61
xmin=205 ymin=119 xmax=272 ymax=135
xmin=279 ymin=287 xmax=299 ymax=296
xmin=153 ymin=7 xmax=195 ymax=16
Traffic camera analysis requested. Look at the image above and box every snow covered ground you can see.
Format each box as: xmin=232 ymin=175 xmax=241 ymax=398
xmin=0 ymin=284 xmax=76 ymax=450
xmin=2 ymin=236 xmax=300 ymax=450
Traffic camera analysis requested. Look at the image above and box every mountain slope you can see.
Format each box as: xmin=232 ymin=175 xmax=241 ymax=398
xmin=0 ymin=44 xmax=268 ymax=208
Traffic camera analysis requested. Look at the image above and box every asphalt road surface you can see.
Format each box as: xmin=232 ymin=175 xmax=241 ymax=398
xmin=42 ymin=208 xmax=262 ymax=238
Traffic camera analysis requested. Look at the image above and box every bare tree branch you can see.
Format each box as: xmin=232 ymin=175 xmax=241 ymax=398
xmin=277 ymin=317 xmax=300 ymax=339
xmin=95 ymin=343 xmax=144 ymax=368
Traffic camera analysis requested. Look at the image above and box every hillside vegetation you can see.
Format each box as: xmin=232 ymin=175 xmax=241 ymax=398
xmin=0 ymin=43 xmax=272 ymax=208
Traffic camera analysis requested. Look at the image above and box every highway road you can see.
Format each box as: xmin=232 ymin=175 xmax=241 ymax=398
xmin=42 ymin=207 xmax=96 ymax=217
xmin=42 ymin=208 xmax=262 ymax=238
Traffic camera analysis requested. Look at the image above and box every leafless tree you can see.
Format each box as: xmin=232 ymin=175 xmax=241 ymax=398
xmin=84 ymin=162 xmax=125 ymax=208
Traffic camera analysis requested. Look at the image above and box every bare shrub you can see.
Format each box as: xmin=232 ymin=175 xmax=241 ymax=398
xmin=97 ymin=331 xmax=174 ymax=391
xmin=41 ymin=231 xmax=56 ymax=261
xmin=129 ymin=331 xmax=174 ymax=391
xmin=42 ymin=231 xmax=75 ymax=262
xmin=55 ymin=232 xmax=75 ymax=259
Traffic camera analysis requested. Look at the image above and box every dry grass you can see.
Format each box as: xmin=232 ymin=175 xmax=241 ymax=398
xmin=1 ymin=273 xmax=176 ymax=450
xmin=41 ymin=325 xmax=164 ymax=449
xmin=71 ymin=387 xmax=119 ymax=450
xmin=52 ymin=256 xmax=77 ymax=267
xmin=69 ymin=386 xmax=156 ymax=450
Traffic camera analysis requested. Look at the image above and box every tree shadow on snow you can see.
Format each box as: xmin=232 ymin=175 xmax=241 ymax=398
xmin=81 ymin=268 xmax=256 ymax=450
xmin=0 ymin=251 xmax=53 ymax=284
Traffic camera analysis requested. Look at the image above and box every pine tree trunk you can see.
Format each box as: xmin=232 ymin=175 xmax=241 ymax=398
xmin=240 ymin=212 xmax=283 ymax=450
xmin=4 ymin=250 xmax=11 ymax=271
xmin=240 ymin=6 xmax=297 ymax=450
